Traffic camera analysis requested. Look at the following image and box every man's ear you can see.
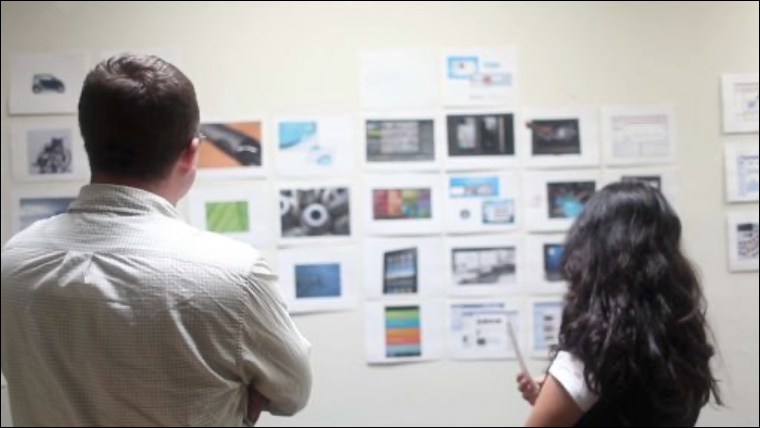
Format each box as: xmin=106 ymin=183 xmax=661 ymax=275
xmin=179 ymin=138 xmax=201 ymax=172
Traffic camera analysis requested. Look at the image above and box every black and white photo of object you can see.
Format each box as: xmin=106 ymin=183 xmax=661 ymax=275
xmin=528 ymin=119 xmax=582 ymax=156
xmin=728 ymin=212 xmax=760 ymax=273
xmin=452 ymin=247 xmax=516 ymax=287
xmin=27 ymin=128 xmax=74 ymax=175
xmin=366 ymin=119 xmax=436 ymax=163
xmin=447 ymin=114 xmax=515 ymax=157
xmin=280 ymin=188 xmax=351 ymax=238
xmin=32 ymin=73 xmax=66 ymax=95
xmin=603 ymin=168 xmax=678 ymax=206
xmin=621 ymin=175 xmax=663 ymax=190
xmin=10 ymin=52 xmax=89 ymax=116
xmin=737 ymin=222 xmax=759 ymax=262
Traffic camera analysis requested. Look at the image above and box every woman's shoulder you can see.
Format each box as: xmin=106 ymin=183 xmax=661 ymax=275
xmin=549 ymin=351 xmax=599 ymax=414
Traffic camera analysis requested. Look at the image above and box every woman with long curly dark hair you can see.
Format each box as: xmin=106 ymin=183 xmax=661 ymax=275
xmin=517 ymin=182 xmax=722 ymax=427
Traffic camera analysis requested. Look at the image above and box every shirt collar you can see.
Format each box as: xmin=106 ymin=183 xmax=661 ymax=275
xmin=68 ymin=184 xmax=180 ymax=220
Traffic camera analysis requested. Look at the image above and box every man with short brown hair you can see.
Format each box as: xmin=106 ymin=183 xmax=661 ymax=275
xmin=1 ymin=55 xmax=312 ymax=427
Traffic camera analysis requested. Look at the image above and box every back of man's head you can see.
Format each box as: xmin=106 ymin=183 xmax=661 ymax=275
xmin=79 ymin=55 xmax=200 ymax=182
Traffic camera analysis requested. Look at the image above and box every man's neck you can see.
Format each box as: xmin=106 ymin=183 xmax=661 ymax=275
xmin=91 ymin=174 xmax=180 ymax=207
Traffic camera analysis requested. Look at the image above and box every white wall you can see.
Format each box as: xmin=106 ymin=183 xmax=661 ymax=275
xmin=1 ymin=1 xmax=758 ymax=427
xmin=0 ymin=389 xmax=11 ymax=428
xmin=2 ymin=1 xmax=13 ymax=426
xmin=1 ymin=374 xmax=10 ymax=427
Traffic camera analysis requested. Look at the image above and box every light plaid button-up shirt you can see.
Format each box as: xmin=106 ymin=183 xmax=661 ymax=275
xmin=1 ymin=185 xmax=312 ymax=427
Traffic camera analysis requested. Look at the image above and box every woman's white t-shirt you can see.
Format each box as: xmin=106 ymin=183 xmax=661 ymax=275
xmin=549 ymin=351 xmax=600 ymax=413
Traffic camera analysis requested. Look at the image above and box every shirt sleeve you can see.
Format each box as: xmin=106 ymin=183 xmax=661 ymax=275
xmin=237 ymin=257 xmax=313 ymax=417
xmin=549 ymin=351 xmax=599 ymax=413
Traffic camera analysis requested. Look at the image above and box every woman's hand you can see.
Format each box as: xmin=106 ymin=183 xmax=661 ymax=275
xmin=517 ymin=373 xmax=546 ymax=406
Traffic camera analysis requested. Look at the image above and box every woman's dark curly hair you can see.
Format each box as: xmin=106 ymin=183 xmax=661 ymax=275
xmin=557 ymin=182 xmax=722 ymax=425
